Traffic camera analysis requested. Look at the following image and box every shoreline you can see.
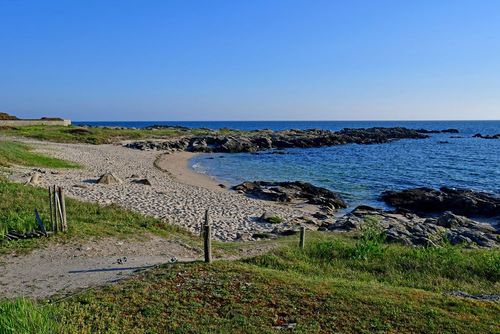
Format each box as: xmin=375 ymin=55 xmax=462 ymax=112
xmin=155 ymin=152 xmax=228 ymax=192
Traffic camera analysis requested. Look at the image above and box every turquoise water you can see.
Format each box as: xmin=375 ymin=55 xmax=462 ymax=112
xmin=77 ymin=120 xmax=500 ymax=209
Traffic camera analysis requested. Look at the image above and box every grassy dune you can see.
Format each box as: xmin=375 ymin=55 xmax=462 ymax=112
xmin=0 ymin=141 xmax=79 ymax=168
xmin=0 ymin=125 xmax=216 ymax=144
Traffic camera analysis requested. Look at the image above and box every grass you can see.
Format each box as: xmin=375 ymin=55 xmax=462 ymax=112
xmin=0 ymin=299 xmax=58 ymax=334
xmin=0 ymin=125 xmax=225 ymax=144
xmin=0 ymin=180 xmax=194 ymax=253
xmin=1 ymin=231 xmax=498 ymax=333
xmin=247 ymin=232 xmax=500 ymax=294
xmin=0 ymin=141 xmax=79 ymax=168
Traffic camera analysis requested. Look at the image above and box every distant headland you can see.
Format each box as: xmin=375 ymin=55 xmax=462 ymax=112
xmin=0 ymin=112 xmax=71 ymax=126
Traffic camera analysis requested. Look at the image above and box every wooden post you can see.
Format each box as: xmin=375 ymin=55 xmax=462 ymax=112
xmin=58 ymin=187 xmax=67 ymax=232
xmin=204 ymin=224 xmax=212 ymax=263
xmin=203 ymin=209 xmax=212 ymax=263
xmin=299 ymin=226 xmax=306 ymax=250
xmin=53 ymin=186 xmax=59 ymax=232
xmin=48 ymin=186 xmax=55 ymax=232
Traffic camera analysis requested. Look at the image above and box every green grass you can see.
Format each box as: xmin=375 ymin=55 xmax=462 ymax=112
xmin=0 ymin=299 xmax=58 ymax=334
xmin=0 ymin=141 xmax=79 ymax=168
xmin=0 ymin=180 xmax=194 ymax=252
xmin=247 ymin=232 xmax=500 ymax=294
xmin=0 ymin=125 xmax=222 ymax=144
xmin=2 ymin=232 xmax=498 ymax=333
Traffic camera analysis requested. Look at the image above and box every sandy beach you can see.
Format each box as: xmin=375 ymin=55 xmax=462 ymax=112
xmin=8 ymin=140 xmax=310 ymax=241
xmin=155 ymin=151 xmax=228 ymax=192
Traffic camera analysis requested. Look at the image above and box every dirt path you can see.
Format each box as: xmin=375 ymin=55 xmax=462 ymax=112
xmin=0 ymin=234 xmax=277 ymax=299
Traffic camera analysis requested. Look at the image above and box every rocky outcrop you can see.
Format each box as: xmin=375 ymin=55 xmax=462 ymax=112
xmin=415 ymin=128 xmax=459 ymax=134
xmin=381 ymin=187 xmax=500 ymax=218
xmin=125 ymin=127 xmax=429 ymax=153
xmin=473 ymin=133 xmax=500 ymax=139
xmin=328 ymin=206 xmax=498 ymax=248
xmin=233 ymin=181 xmax=347 ymax=213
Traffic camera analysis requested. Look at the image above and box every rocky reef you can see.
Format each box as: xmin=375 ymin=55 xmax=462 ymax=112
xmin=473 ymin=133 xmax=500 ymax=139
xmin=233 ymin=181 xmax=347 ymax=213
xmin=125 ymin=127 xmax=428 ymax=153
xmin=326 ymin=206 xmax=498 ymax=248
xmin=381 ymin=187 xmax=500 ymax=218
xmin=415 ymin=128 xmax=459 ymax=134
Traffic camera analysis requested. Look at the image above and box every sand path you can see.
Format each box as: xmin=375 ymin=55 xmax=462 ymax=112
xmin=0 ymin=234 xmax=278 ymax=299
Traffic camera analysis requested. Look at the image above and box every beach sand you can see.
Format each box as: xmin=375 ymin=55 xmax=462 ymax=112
xmin=8 ymin=140 xmax=310 ymax=241
xmin=155 ymin=151 xmax=227 ymax=192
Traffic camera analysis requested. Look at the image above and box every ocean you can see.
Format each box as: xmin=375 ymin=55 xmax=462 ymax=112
xmin=75 ymin=120 xmax=500 ymax=210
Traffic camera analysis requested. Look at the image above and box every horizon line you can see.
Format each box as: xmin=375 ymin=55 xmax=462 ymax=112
xmin=73 ymin=119 xmax=500 ymax=122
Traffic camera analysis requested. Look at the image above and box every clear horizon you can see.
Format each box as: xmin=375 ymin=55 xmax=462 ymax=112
xmin=1 ymin=1 xmax=500 ymax=121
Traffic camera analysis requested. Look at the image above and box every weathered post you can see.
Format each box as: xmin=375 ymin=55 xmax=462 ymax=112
xmin=53 ymin=186 xmax=59 ymax=232
xmin=48 ymin=186 xmax=55 ymax=232
xmin=203 ymin=209 xmax=212 ymax=263
xmin=299 ymin=226 xmax=306 ymax=250
xmin=58 ymin=187 xmax=67 ymax=232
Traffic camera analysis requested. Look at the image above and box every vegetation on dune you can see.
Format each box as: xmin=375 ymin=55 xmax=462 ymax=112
xmin=0 ymin=125 xmax=220 ymax=144
xmin=2 ymin=242 xmax=498 ymax=333
xmin=0 ymin=180 xmax=193 ymax=252
xmin=0 ymin=141 xmax=79 ymax=168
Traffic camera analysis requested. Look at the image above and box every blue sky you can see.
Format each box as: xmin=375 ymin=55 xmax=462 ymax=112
xmin=1 ymin=0 xmax=499 ymax=121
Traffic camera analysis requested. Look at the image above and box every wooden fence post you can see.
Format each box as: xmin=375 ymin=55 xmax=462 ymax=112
xmin=53 ymin=186 xmax=59 ymax=232
xmin=48 ymin=186 xmax=55 ymax=232
xmin=58 ymin=187 xmax=67 ymax=232
xmin=203 ymin=209 xmax=212 ymax=263
xmin=299 ymin=226 xmax=306 ymax=250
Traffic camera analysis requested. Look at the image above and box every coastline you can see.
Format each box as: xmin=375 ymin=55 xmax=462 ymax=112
xmin=155 ymin=152 xmax=227 ymax=192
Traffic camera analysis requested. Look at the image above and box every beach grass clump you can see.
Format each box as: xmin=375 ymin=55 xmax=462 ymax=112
xmin=0 ymin=141 xmax=79 ymax=168
xmin=0 ymin=299 xmax=59 ymax=334
xmin=265 ymin=215 xmax=284 ymax=224
xmin=0 ymin=180 xmax=193 ymax=254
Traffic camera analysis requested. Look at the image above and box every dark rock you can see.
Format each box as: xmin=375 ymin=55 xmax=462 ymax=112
xmin=125 ymin=127 xmax=428 ymax=154
xmin=233 ymin=181 xmax=347 ymax=212
xmin=415 ymin=128 xmax=459 ymax=134
xmin=133 ymin=178 xmax=152 ymax=186
xmin=218 ymin=184 xmax=226 ymax=189
xmin=473 ymin=133 xmax=500 ymax=139
xmin=312 ymin=212 xmax=330 ymax=220
xmin=327 ymin=206 xmax=498 ymax=248
xmin=381 ymin=187 xmax=500 ymax=218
